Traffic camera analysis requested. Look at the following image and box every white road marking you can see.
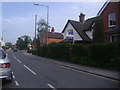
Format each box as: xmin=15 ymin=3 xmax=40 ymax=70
xmin=24 ymin=64 xmax=36 ymax=75
xmin=13 ymin=56 xmax=16 ymax=58
xmin=16 ymin=59 xmax=22 ymax=63
xmin=15 ymin=81 xmax=19 ymax=86
xmin=12 ymin=72 xmax=14 ymax=74
xmin=13 ymin=75 xmax=15 ymax=79
xmin=12 ymin=53 xmax=22 ymax=64
xmin=47 ymin=84 xmax=57 ymax=90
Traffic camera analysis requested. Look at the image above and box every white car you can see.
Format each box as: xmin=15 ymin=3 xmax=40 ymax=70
xmin=0 ymin=48 xmax=12 ymax=82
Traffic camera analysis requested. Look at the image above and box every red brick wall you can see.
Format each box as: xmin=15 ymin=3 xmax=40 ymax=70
xmin=40 ymin=32 xmax=63 ymax=46
xmin=40 ymin=33 xmax=47 ymax=46
xmin=47 ymin=38 xmax=63 ymax=44
xmin=100 ymin=2 xmax=120 ymax=41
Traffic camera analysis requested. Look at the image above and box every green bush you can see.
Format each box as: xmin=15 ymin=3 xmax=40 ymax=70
xmin=35 ymin=43 xmax=70 ymax=61
xmin=32 ymin=41 xmax=119 ymax=69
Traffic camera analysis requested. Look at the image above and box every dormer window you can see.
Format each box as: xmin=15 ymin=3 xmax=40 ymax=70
xmin=108 ymin=13 xmax=116 ymax=27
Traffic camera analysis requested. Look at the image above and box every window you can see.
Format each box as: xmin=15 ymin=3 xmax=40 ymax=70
xmin=108 ymin=13 xmax=116 ymax=27
xmin=110 ymin=34 xmax=120 ymax=42
xmin=67 ymin=29 xmax=73 ymax=35
xmin=66 ymin=29 xmax=74 ymax=40
xmin=0 ymin=50 xmax=5 ymax=59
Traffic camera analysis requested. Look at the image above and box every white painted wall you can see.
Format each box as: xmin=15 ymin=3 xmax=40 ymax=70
xmin=85 ymin=29 xmax=93 ymax=40
xmin=0 ymin=40 xmax=5 ymax=46
xmin=63 ymin=23 xmax=83 ymax=41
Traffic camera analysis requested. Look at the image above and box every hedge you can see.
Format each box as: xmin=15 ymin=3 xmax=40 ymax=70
xmin=32 ymin=41 xmax=119 ymax=69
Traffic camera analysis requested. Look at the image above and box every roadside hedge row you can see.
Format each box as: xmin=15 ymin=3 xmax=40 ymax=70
xmin=32 ymin=41 xmax=119 ymax=69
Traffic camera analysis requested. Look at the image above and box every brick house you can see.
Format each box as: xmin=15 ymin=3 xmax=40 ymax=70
xmin=97 ymin=0 xmax=120 ymax=42
xmin=40 ymin=27 xmax=64 ymax=46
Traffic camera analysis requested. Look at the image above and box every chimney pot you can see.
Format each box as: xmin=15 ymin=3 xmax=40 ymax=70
xmin=79 ymin=13 xmax=85 ymax=23
xmin=51 ymin=27 xmax=55 ymax=33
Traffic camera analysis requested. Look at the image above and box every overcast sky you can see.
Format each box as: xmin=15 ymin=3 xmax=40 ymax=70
xmin=1 ymin=0 xmax=106 ymax=44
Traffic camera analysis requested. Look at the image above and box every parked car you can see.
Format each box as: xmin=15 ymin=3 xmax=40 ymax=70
xmin=27 ymin=47 xmax=32 ymax=53
xmin=13 ymin=48 xmax=18 ymax=52
xmin=0 ymin=48 xmax=13 ymax=82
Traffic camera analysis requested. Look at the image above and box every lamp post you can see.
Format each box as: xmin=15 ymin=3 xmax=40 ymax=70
xmin=34 ymin=14 xmax=37 ymax=48
xmin=1 ymin=29 xmax=3 ymax=41
xmin=33 ymin=3 xmax=49 ymax=44
xmin=1 ymin=30 xmax=7 ymax=41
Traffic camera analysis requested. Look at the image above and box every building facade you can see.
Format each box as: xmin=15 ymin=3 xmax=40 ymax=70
xmin=61 ymin=13 xmax=97 ymax=44
xmin=40 ymin=27 xmax=64 ymax=46
xmin=97 ymin=1 xmax=120 ymax=42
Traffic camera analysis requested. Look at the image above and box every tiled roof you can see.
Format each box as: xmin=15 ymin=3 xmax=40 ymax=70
xmin=62 ymin=17 xmax=97 ymax=42
xmin=69 ymin=20 xmax=91 ymax=41
xmin=97 ymin=0 xmax=110 ymax=15
xmin=48 ymin=32 xmax=63 ymax=39
xmin=83 ymin=17 xmax=97 ymax=31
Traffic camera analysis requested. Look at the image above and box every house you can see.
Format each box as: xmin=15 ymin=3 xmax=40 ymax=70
xmin=61 ymin=13 xmax=97 ymax=44
xmin=97 ymin=0 xmax=120 ymax=42
xmin=40 ymin=27 xmax=64 ymax=46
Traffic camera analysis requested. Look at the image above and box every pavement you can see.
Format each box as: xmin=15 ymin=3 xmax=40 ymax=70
xmin=48 ymin=59 xmax=119 ymax=81
xmin=24 ymin=50 xmax=119 ymax=81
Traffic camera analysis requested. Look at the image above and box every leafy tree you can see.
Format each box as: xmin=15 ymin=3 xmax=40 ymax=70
xmin=35 ymin=19 xmax=50 ymax=47
xmin=37 ymin=19 xmax=50 ymax=37
xmin=16 ymin=35 xmax=32 ymax=50
xmin=92 ymin=16 xmax=104 ymax=43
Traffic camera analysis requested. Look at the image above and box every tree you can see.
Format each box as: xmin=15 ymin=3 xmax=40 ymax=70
xmin=37 ymin=19 xmax=50 ymax=37
xmin=92 ymin=16 xmax=104 ymax=43
xmin=35 ymin=19 xmax=50 ymax=47
xmin=16 ymin=35 xmax=32 ymax=50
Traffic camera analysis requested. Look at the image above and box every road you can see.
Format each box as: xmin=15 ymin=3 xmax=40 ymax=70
xmin=2 ymin=50 xmax=118 ymax=89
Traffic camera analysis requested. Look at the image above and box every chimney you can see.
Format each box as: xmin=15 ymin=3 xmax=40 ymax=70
xmin=51 ymin=27 xmax=55 ymax=33
xmin=79 ymin=13 xmax=85 ymax=23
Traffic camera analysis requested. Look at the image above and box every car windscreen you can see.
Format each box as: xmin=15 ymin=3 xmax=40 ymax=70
xmin=0 ymin=50 xmax=5 ymax=59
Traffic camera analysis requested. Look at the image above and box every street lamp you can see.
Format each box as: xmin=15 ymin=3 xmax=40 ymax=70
xmin=1 ymin=29 xmax=3 ymax=41
xmin=1 ymin=30 xmax=7 ymax=41
xmin=33 ymin=3 xmax=49 ymax=44
xmin=34 ymin=14 xmax=37 ymax=48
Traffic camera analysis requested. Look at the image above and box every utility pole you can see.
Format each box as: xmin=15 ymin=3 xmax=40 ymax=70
xmin=1 ymin=29 xmax=3 ymax=41
xmin=33 ymin=3 xmax=49 ymax=44
xmin=46 ymin=6 xmax=49 ymax=44
xmin=35 ymin=14 xmax=37 ymax=48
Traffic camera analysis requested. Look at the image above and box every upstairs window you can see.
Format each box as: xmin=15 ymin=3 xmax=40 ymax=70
xmin=67 ymin=29 xmax=73 ymax=35
xmin=108 ymin=13 xmax=116 ymax=27
xmin=66 ymin=29 xmax=74 ymax=40
xmin=0 ymin=50 xmax=5 ymax=59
